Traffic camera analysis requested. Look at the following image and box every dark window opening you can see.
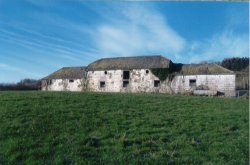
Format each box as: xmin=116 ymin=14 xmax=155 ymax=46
xmin=104 ymin=71 xmax=107 ymax=75
xmin=217 ymin=91 xmax=225 ymax=96
xmin=123 ymin=80 xmax=129 ymax=87
xmin=123 ymin=71 xmax=130 ymax=79
xmin=48 ymin=80 xmax=52 ymax=85
xmin=154 ymin=80 xmax=160 ymax=87
xmin=69 ymin=79 xmax=74 ymax=83
xmin=189 ymin=79 xmax=196 ymax=87
xmin=100 ymin=81 xmax=105 ymax=88
xmin=146 ymin=70 xmax=149 ymax=74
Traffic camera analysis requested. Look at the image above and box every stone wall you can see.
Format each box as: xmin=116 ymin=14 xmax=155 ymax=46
xmin=87 ymin=69 xmax=172 ymax=93
xmin=87 ymin=70 xmax=122 ymax=92
xmin=171 ymin=75 xmax=236 ymax=96
xmin=42 ymin=71 xmax=236 ymax=96
xmin=41 ymin=79 xmax=84 ymax=91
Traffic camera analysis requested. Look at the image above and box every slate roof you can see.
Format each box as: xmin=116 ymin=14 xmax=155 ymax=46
xmin=174 ymin=63 xmax=234 ymax=75
xmin=42 ymin=56 xmax=235 ymax=80
xmin=87 ymin=55 xmax=171 ymax=71
xmin=42 ymin=67 xmax=87 ymax=80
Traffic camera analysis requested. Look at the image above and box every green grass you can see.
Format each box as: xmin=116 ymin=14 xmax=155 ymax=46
xmin=0 ymin=91 xmax=248 ymax=164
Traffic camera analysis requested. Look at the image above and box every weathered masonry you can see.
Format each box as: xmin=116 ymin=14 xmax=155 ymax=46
xmin=41 ymin=67 xmax=87 ymax=91
xmin=87 ymin=56 xmax=173 ymax=93
xmin=41 ymin=55 xmax=236 ymax=96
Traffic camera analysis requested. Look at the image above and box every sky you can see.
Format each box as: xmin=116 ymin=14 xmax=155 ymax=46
xmin=0 ymin=1 xmax=249 ymax=83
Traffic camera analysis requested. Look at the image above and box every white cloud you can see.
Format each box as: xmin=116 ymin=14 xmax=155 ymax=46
xmin=0 ymin=29 xmax=95 ymax=63
xmin=88 ymin=4 xmax=248 ymax=63
xmin=0 ymin=63 xmax=40 ymax=77
xmin=2 ymin=2 xmax=247 ymax=69
xmin=0 ymin=63 xmax=8 ymax=68
xmin=185 ymin=30 xmax=249 ymax=63
xmin=90 ymin=5 xmax=186 ymax=58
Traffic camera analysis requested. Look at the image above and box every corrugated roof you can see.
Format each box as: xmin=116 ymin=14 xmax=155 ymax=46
xmin=175 ymin=64 xmax=234 ymax=75
xmin=87 ymin=55 xmax=171 ymax=71
xmin=42 ymin=67 xmax=87 ymax=80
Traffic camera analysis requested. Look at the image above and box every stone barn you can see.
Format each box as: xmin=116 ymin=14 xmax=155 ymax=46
xmin=41 ymin=67 xmax=87 ymax=91
xmin=87 ymin=56 xmax=173 ymax=93
xmin=41 ymin=55 xmax=236 ymax=96
xmin=171 ymin=64 xmax=235 ymax=96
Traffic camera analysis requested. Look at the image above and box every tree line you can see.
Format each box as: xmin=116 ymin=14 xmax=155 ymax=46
xmin=0 ymin=79 xmax=41 ymax=91
xmin=220 ymin=57 xmax=249 ymax=71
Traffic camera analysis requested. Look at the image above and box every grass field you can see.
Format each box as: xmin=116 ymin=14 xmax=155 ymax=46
xmin=0 ymin=92 xmax=248 ymax=164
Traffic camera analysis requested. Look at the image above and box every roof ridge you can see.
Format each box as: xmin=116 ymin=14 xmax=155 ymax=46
xmin=214 ymin=64 xmax=234 ymax=73
xmin=96 ymin=55 xmax=164 ymax=60
xmin=42 ymin=66 xmax=87 ymax=80
xmin=62 ymin=66 xmax=86 ymax=68
xmin=87 ymin=55 xmax=171 ymax=70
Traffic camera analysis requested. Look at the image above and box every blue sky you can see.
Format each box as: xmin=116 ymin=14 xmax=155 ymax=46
xmin=0 ymin=1 xmax=249 ymax=83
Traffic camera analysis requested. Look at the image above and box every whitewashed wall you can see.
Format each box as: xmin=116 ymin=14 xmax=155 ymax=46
xmin=129 ymin=69 xmax=172 ymax=93
xmin=87 ymin=70 xmax=123 ymax=92
xmin=171 ymin=75 xmax=236 ymax=96
xmin=41 ymin=79 xmax=84 ymax=91
xmin=87 ymin=69 xmax=172 ymax=93
xmin=42 ymin=71 xmax=236 ymax=96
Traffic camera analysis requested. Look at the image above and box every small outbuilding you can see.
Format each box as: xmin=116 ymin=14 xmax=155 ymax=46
xmin=171 ymin=63 xmax=235 ymax=96
xmin=41 ymin=67 xmax=87 ymax=91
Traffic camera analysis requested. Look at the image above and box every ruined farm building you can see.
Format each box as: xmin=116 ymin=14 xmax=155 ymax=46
xmin=41 ymin=67 xmax=87 ymax=91
xmin=41 ymin=55 xmax=236 ymax=96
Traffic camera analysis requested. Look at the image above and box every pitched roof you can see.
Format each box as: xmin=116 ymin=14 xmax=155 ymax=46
xmin=87 ymin=55 xmax=171 ymax=71
xmin=174 ymin=64 xmax=234 ymax=75
xmin=42 ymin=67 xmax=87 ymax=80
